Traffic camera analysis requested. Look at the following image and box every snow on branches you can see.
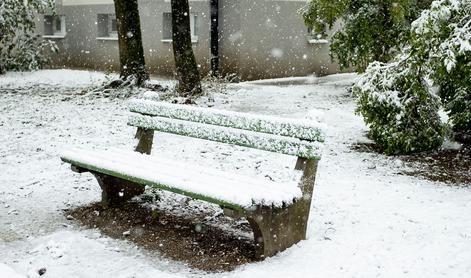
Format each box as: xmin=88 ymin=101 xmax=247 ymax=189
xmin=0 ymin=0 xmax=57 ymax=74
xmin=354 ymin=58 xmax=446 ymax=155
xmin=354 ymin=0 xmax=471 ymax=154
xmin=411 ymin=0 xmax=471 ymax=136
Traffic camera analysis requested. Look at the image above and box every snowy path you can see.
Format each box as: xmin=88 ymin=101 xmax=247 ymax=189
xmin=1 ymin=70 xmax=470 ymax=278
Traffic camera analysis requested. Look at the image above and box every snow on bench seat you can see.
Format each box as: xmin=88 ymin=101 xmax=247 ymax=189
xmin=61 ymin=148 xmax=302 ymax=210
xmin=128 ymin=99 xmax=325 ymax=142
xmin=128 ymin=114 xmax=323 ymax=160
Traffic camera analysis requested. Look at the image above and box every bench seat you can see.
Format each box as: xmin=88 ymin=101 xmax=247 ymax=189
xmin=61 ymin=100 xmax=323 ymax=258
xmin=61 ymin=148 xmax=302 ymax=210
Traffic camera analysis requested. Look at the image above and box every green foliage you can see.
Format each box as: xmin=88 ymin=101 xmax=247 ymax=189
xmin=410 ymin=0 xmax=471 ymax=137
xmin=354 ymin=60 xmax=447 ymax=154
xmin=300 ymin=0 xmax=433 ymax=72
xmin=301 ymin=0 xmax=349 ymax=35
xmin=354 ymin=0 xmax=471 ymax=154
xmin=0 ymin=0 xmax=57 ymax=74
xmin=438 ymin=67 xmax=471 ymax=135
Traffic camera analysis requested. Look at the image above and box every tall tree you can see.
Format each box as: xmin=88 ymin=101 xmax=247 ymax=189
xmin=0 ymin=0 xmax=57 ymax=74
xmin=113 ymin=0 xmax=149 ymax=85
xmin=171 ymin=0 xmax=203 ymax=97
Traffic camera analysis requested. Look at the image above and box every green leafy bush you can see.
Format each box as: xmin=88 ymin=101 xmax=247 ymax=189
xmin=354 ymin=0 xmax=471 ymax=154
xmin=410 ymin=0 xmax=471 ymax=140
xmin=354 ymin=59 xmax=447 ymax=154
xmin=0 ymin=0 xmax=57 ymax=74
xmin=300 ymin=0 xmax=433 ymax=72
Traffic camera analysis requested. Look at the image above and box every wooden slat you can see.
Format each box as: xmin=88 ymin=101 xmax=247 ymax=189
xmin=62 ymin=155 xmax=243 ymax=210
xmin=61 ymin=149 xmax=302 ymax=210
xmin=128 ymin=99 xmax=324 ymax=142
xmin=127 ymin=113 xmax=322 ymax=159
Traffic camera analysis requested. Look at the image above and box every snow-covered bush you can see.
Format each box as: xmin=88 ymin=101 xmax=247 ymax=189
xmin=411 ymin=0 xmax=471 ymax=139
xmin=354 ymin=0 xmax=471 ymax=153
xmin=354 ymin=59 xmax=447 ymax=154
xmin=0 ymin=0 xmax=57 ymax=74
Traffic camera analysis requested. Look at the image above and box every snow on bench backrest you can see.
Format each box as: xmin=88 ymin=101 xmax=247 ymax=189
xmin=128 ymin=99 xmax=325 ymax=142
xmin=127 ymin=113 xmax=323 ymax=160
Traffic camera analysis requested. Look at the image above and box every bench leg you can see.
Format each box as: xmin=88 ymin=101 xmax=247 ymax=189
xmin=92 ymin=173 xmax=145 ymax=207
xmin=246 ymin=200 xmax=311 ymax=259
xmin=246 ymin=159 xmax=318 ymax=259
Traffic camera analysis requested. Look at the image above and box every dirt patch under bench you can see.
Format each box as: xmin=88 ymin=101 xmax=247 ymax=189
xmin=67 ymin=202 xmax=256 ymax=273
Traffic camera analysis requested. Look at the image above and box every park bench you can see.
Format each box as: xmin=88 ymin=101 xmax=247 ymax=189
xmin=60 ymin=99 xmax=324 ymax=259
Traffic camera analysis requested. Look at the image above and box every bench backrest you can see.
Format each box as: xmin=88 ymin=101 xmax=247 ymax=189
xmin=127 ymin=99 xmax=324 ymax=160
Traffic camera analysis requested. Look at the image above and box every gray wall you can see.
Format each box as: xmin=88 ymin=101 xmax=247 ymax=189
xmin=226 ymin=0 xmax=338 ymax=79
xmin=37 ymin=0 xmax=340 ymax=80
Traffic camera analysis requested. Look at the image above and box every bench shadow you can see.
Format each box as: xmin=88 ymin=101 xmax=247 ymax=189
xmin=66 ymin=202 xmax=256 ymax=272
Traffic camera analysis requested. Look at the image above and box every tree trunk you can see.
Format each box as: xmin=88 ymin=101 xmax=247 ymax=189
xmin=0 ymin=28 xmax=3 ymax=75
xmin=171 ymin=0 xmax=202 ymax=97
xmin=114 ymin=0 xmax=149 ymax=86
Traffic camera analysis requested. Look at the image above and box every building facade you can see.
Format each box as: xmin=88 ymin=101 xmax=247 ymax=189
xmin=37 ymin=0 xmax=340 ymax=80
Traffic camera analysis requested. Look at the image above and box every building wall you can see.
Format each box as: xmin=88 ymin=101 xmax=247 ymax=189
xmin=233 ymin=0 xmax=337 ymax=79
xmin=37 ymin=0 xmax=339 ymax=80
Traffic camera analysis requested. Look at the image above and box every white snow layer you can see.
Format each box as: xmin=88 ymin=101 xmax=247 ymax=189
xmin=60 ymin=148 xmax=302 ymax=208
xmin=128 ymin=114 xmax=323 ymax=159
xmin=0 ymin=69 xmax=111 ymax=89
xmin=128 ymin=99 xmax=326 ymax=141
xmin=0 ymin=71 xmax=470 ymax=278
xmin=0 ymin=263 xmax=25 ymax=278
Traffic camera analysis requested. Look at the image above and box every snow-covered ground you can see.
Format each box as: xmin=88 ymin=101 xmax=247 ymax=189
xmin=0 ymin=70 xmax=112 ymax=90
xmin=0 ymin=70 xmax=470 ymax=278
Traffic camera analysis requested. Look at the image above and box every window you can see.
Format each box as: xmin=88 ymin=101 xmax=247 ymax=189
xmin=97 ymin=14 xmax=118 ymax=39
xmin=307 ymin=27 xmax=328 ymax=44
xmin=109 ymin=15 xmax=118 ymax=36
xmin=162 ymin=12 xmax=198 ymax=43
xmin=43 ymin=15 xmax=66 ymax=38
